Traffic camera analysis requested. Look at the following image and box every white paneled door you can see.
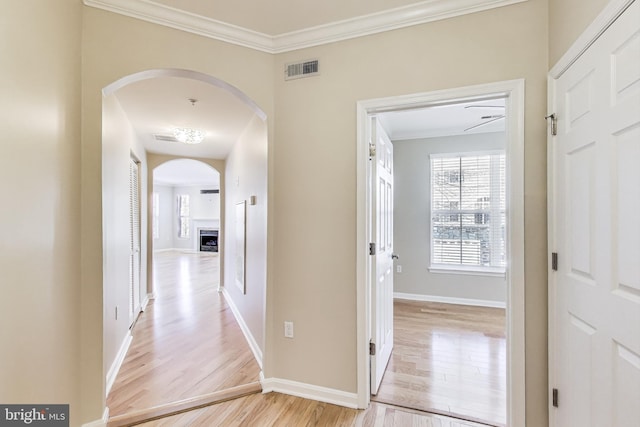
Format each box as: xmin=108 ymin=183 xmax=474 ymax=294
xmin=551 ymin=2 xmax=640 ymax=426
xmin=370 ymin=117 xmax=395 ymax=395
xmin=129 ymin=157 xmax=141 ymax=328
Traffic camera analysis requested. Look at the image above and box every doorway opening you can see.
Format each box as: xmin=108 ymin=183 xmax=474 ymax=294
xmin=356 ymin=80 xmax=526 ymax=427
xmin=101 ymin=68 xmax=268 ymax=424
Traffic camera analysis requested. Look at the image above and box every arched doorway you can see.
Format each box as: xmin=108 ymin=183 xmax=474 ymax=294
xmin=101 ymin=69 xmax=268 ymax=422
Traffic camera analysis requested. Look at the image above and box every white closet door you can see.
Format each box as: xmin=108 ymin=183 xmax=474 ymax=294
xmin=551 ymin=2 xmax=640 ymax=426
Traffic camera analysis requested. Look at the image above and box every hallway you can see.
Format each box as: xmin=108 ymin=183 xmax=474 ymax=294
xmin=106 ymin=251 xmax=261 ymax=421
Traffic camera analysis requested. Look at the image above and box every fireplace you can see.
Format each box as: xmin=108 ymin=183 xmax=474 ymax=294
xmin=199 ymin=229 xmax=218 ymax=252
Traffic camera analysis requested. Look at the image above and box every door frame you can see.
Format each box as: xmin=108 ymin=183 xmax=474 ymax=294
xmin=129 ymin=155 xmax=142 ymax=327
xmin=356 ymin=79 xmax=526 ymax=426
xmin=547 ymin=1 xmax=637 ymax=425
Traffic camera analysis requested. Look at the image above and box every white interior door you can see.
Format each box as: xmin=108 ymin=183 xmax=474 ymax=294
xmin=129 ymin=157 xmax=141 ymax=327
xmin=370 ymin=117 xmax=394 ymax=395
xmin=551 ymin=2 xmax=640 ymax=426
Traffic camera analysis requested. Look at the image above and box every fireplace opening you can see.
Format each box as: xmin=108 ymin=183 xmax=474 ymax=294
xmin=199 ymin=229 xmax=218 ymax=252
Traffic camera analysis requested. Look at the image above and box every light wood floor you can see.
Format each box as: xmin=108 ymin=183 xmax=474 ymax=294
xmin=107 ymin=251 xmax=261 ymax=418
xmin=108 ymin=253 xmax=504 ymax=426
xmin=137 ymin=392 xmax=492 ymax=427
xmin=373 ymin=300 xmax=506 ymax=427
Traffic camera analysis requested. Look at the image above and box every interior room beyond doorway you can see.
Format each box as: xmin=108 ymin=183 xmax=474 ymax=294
xmin=363 ymin=89 xmax=519 ymax=426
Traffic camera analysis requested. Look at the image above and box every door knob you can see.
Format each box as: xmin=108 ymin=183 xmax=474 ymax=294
xmin=391 ymin=254 xmax=399 ymax=260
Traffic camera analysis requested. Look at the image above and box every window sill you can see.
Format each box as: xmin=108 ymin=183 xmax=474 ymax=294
xmin=428 ymin=265 xmax=506 ymax=278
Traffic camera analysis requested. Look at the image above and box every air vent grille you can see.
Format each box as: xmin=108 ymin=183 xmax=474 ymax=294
xmin=285 ymin=59 xmax=319 ymax=80
xmin=153 ymin=134 xmax=178 ymax=142
xmin=200 ymin=189 xmax=219 ymax=194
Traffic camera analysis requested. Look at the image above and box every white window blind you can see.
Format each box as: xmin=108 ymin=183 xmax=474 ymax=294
xmin=177 ymin=194 xmax=190 ymax=239
xmin=430 ymin=152 xmax=505 ymax=271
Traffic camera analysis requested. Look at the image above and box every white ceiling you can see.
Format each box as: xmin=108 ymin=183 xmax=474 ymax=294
xmin=378 ymin=98 xmax=506 ymax=141
xmin=114 ymin=75 xmax=258 ymax=159
xmin=154 ymin=159 xmax=220 ymax=187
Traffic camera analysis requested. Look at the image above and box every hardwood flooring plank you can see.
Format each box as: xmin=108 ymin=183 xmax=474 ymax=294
xmin=372 ymin=300 xmax=506 ymax=427
xmin=107 ymin=382 xmax=262 ymax=427
xmin=107 ymin=251 xmax=261 ymax=420
xmin=136 ymin=393 xmax=494 ymax=427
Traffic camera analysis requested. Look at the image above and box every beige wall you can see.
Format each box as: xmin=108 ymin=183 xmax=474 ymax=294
xmin=548 ymin=0 xmax=610 ymax=65
xmin=81 ymin=7 xmax=275 ymax=423
xmin=0 ymin=0 xmax=82 ymax=425
xmin=272 ymin=1 xmax=549 ymax=424
xmin=223 ymin=115 xmax=269 ymax=354
xmin=6 ymin=0 xmax=611 ymax=424
xmin=393 ymin=132 xmax=507 ymax=304
xmin=102 ymin=93 xmax=149 ymax=383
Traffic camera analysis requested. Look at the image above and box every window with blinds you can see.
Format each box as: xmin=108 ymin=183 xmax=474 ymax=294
xmin=430 ymin=152 xmax=505 ymax=272
xmin=177 ymin=194 xmax=190 ymax=239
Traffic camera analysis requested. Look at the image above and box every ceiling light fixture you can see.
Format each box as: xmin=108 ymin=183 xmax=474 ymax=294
xmin=173 ymin=127 xmax=205 ymax=144
xmin=171 ymin=98 xmax=204 ymax=144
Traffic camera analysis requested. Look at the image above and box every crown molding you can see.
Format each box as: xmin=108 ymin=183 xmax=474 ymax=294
xmin=84 ymin=0 xmax=528 ymax=54
xmin=272 ymin=0 xmax=528 ymax=53
xmin=84 ymin=0 xmax=274 ymax=52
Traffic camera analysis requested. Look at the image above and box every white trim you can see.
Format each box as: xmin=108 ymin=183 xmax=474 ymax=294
xmin=394 ymin=292 xmax=506 ymax=308
xmin=106 ymin=331 xmax=132 ymax=396
xmin=356 ymin=79 xmax=526 ymax=423
xmin=152 ymin=247 xmax=176 ymax=253
xmin=428 ymin=266 xmax=506 ymax=277
xmin=84 ymin=0 xmax=273 ymax=52
xmin=84 ymin=0 xmax=528 ymax=54
xmin=547 ymin=1 xmax=635 ymax=425
xmin=271 ymin=0 xmax=528 ymax=53
xmin=547 ymin=71 xmax=559 ymax=427
xmin=549 ymin=0 xmax=635 ymax=78
xmin=102 ymin=68 xmax=267 ymax=122
xmin=140 ymin=293 xmax=151 ymax=311
xmin=152 ymin=248 xmax=202 ymax=253
xmin=81 ymin=408 xmax=109 ymax=427
xmin=261 ymin=377 xmax=359 ymax=409
xmin=221 ymin=287 xmax=263 ymax=369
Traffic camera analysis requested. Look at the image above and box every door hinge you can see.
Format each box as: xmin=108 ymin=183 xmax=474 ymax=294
xmin=545 ymin=113 xmax=557 ymax=136
xmin=369 ymin=242 xmax=376 ymax=255
xmin=552 ymin=252 xmax=558 ymax=271
xmin=369 ymin=143 xmax=376 ymax=158
xmin=552 ymin=388 xmax=559 ymax=407
xmin=369 ymin=341 xmax=376 ymax=356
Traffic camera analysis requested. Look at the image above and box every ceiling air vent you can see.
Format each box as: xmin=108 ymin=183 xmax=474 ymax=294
xmin=153 ymin=134 xmax=178 ymax=142
xmin=200 ymin=189 xmax=219 ymax=194
xmin=285 ymin=59 xmax=319 ymax=80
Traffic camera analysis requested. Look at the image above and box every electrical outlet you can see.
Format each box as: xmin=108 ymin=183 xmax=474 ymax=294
xmin=396 ymin=265 xmax=402 ymax=273
xmin=284 ymin=321 xmax=294 ymax=338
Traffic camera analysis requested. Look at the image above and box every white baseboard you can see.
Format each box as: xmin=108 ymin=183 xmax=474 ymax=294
xmin=153 ymin=248 xmax=195 ymax=253
xmin=394 ymin=292 xmax=506 ymax=308
xmin=106 ymin=331 xmax=132 ymax=396
xmin=221 ymin=288 xmax=263 ymax=369
xmin=140 ymin=293 xmax=152 ymax=311
xmin=81 ymin=407 xmax=109 ymax=427
xmin=261 ymin=377 xmax=359 ymax=409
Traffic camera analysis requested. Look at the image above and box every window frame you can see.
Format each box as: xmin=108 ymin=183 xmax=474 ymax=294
xmin=429 ymin=150 xmax=506 ymax=276
xmin=177 ymin=194 xmax=190 ymax=239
